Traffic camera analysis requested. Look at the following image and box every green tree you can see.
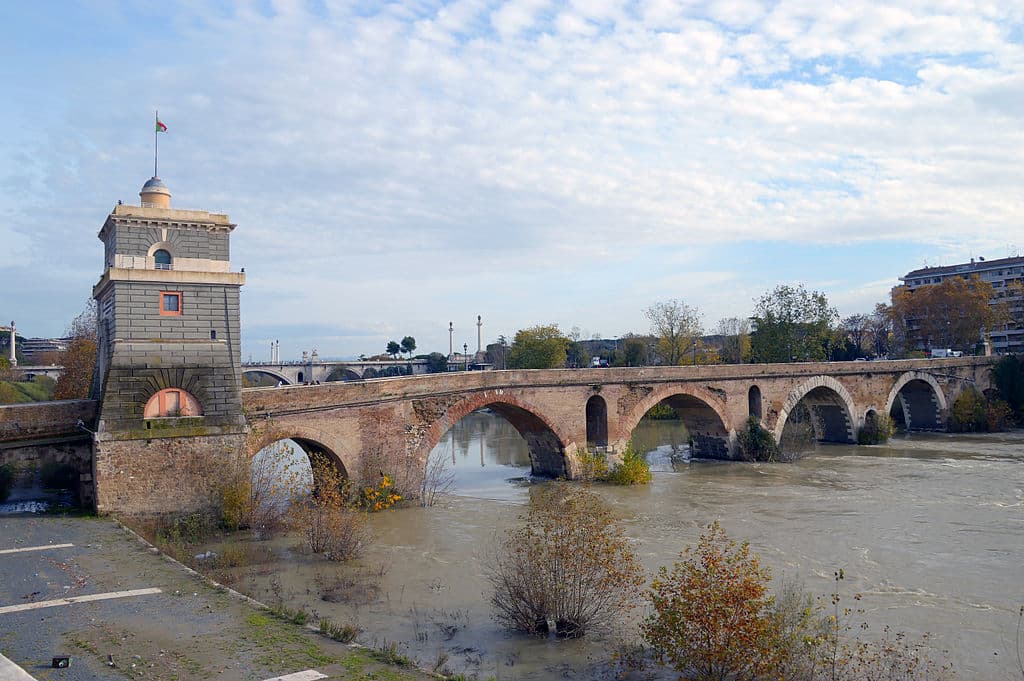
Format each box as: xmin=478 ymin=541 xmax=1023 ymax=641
xmin=385 ymin=340 xmax=401 ymax=359
xmin=613 ymin=333 xmax=650 ymax=367
xmin=645 ymin=299 xmax=703 ymax=366
xmin=425 ymin=351 xmax=448 ymax=373
xmin=507 ymin=324 xmax=569 ymax=369
xmin=750 ymin=284 xmax=838 ymax=363
xmin=642 ymin=521 xmax=781 ymax=681
xmin=399 ymin=335 xmax=416 ymax=358
xmin=991 ymin=355 xmax=1024 ymax=422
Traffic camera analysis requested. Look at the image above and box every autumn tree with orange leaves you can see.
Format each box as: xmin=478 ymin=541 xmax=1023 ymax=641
xmin=642 ymin=521 xmax=781 ymax=681
xmin=53 ymin=300 xmax=98 ymax=400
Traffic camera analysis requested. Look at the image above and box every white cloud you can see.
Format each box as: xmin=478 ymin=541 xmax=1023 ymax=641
xmin=2 ymin=1 xmax=1023 ymax=355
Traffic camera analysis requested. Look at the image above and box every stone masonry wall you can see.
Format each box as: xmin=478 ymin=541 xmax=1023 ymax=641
xmin=108 ymin=223 xmax=230 ymax=261
xmin=93 ymin=432 xmax=247 ymax=517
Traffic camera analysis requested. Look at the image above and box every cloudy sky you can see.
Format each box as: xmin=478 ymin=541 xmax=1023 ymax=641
xmin=3 ymin=1 xmax=1022 ymax=360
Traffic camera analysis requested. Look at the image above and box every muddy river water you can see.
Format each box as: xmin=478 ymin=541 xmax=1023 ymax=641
xmin=208 ymin=412 xmax=1024 ymax=680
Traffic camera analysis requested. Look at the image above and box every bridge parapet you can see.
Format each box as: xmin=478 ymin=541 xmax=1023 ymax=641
xmin=242 ymin=357 xmax=994 ymax=415
xmin=0 ymin=400 xmax=98 ymax=446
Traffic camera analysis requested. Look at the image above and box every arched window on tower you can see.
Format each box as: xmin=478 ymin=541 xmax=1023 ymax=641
xmin=143 ymin=388 xmax=203 ymax=418
xmin=153 ymin=249 xmax=172 ymax=270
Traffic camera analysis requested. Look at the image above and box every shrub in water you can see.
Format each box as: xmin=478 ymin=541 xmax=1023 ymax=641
xmin=486 ymin=484 xmax=643 ymax=638
xmin=949 ymin=387 xmax=988 ymax=432
xmin=603 ymin=442 xmax=652 ymax=485
xmin=857 ymin=412 xmax=895 ymax=445
xmin=642 ymin=520 xmax=781 ymax=681
xmin=737 ymin=416 xmax=781 ymax=461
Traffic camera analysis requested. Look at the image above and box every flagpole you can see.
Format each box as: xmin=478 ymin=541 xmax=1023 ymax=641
xmin=154 ymin=110 xmax=159 ymax=177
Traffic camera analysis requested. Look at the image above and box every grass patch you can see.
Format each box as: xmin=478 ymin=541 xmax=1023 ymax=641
xmin=319 ymin=618 xmax=360 ymax=643
xmin=371 ymin=641 xmax=414 ymax=667
xmin=241 ymin=609 xmax=335 ymax=671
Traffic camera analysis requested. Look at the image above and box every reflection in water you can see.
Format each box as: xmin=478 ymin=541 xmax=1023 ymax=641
xmin=428 ymin=409 xmax=533 ymax=500
xmin=208 ymin=414 xmax=1024 ymax=680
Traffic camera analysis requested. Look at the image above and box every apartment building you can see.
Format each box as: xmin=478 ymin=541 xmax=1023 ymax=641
xmin=899 ymin=255 xmax=1024 ymax=354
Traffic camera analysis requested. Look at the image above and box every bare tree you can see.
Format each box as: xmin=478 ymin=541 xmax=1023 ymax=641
xmin=715 ymin=317 xmax=751 ymax=364
xmin=645 ymin=299 xmax=703 ymax=365
xmin=420 ymin=449 xmax=455 ymax=507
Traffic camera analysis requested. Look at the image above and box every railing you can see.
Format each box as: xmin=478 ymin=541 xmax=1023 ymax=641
xmin=154 ymin=263 xmax=173 ymax=270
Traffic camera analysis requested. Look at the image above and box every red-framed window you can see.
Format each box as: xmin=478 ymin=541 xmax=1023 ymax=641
xmin=160 ymin=291 xmax=182 ymax=316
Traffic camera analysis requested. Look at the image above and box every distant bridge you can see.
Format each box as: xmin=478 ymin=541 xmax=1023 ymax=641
xmin=241 ymin=359 xmax=430 ymax=384
xmin=10 ymin=365 xmax=64 ymax=381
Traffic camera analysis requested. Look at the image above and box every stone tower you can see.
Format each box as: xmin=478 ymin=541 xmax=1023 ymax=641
xmin=91 ymin=176 xmax=247 ymax=515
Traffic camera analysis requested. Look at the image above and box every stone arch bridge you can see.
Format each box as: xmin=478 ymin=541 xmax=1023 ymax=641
xmin=242 ymin=357 xmax=991 ymax=484
xmin=0 ymin=356 xmax=993 ymax=516
xmin=242 ymin=359 xmax=429 ymax=385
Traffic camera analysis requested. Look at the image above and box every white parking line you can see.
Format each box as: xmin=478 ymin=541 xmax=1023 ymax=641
xmin=0 ymin=587 xmax=162 ymax=615
xmin=0 ymin=543 xmax=74 ymax=555
xmin=262 ymin=671 xmax=327 ymax=681
xmin=0 ymin=652 xmax=38 ymax=680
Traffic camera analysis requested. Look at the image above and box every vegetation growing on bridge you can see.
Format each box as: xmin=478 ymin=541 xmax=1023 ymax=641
xmin=736 ymin=416 xmax=782 ymax=461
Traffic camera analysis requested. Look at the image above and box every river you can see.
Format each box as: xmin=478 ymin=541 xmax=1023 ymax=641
xmin=207 ymin=412 xmax=1024 ymax=680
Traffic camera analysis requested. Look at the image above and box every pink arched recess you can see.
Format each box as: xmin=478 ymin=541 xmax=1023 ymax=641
xmin=143 ymin=388 xmax=203 ymax=418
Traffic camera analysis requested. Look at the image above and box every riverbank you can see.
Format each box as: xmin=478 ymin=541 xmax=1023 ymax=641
xmin=0 ymin=514 xmax=442 ymax=680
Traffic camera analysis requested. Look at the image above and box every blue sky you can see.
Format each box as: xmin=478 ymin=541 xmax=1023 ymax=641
xmin=3 ymin=1 xmax=1023 ymax=360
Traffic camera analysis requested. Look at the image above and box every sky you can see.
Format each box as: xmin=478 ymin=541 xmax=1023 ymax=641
xmin=2 ymin=1 xmax=1023 ymax=361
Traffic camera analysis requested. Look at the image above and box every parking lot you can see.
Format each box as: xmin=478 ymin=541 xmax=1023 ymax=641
xmin=0 ymin=515 xmax=428 ymax=680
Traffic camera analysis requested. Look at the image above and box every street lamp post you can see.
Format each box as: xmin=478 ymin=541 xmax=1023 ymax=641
xmin=463 ymin=343 xmax=469 ymax=371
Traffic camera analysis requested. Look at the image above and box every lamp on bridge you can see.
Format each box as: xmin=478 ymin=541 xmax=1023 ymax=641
xmin=463 ymin=342 xmax=468 ymax=371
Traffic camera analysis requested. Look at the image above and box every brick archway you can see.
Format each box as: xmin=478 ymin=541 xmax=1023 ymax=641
xmin=884 ymin=371 xmax=947 ymax=430
xmin=246 ymin=421 xmax=355 ymax=480
xmin=774 ymin=375 xmax=857 ymax=444
xmin=621 ymin=385 xmax=732 ymax=459
xmin=417 ymin=390 xmax=572 ymax=478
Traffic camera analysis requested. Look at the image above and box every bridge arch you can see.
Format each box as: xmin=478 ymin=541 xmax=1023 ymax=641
xmin=623 ymin=385 xmax=732 ymax=459
xmin=420 ymin=391 xmax=572 ymax=478
xmin=326 ymin=367 xmax=363 ymax=382
xmin=774 ymin=375 xmax=857 ymax=445
xmin=246 ymin=423 xmax=355 ymax=482
xmin=586 ymin=394 xmax=608 ymax=447
xmin=885 ymin=371 xmax=947 ymax=431
xmin=243 ymin=369 xmax=291 ymax=386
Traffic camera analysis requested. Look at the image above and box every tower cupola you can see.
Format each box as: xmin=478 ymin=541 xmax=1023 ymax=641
xmin=140 ymin=176 xmax=171 ymax=208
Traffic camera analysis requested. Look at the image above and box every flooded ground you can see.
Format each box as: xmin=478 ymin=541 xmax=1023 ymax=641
xmin=201 ymin=413 xmax=1024 ymax=680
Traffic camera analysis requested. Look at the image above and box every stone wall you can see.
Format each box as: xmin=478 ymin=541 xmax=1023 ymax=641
xmin=106 ymin=220 xmax=230 ymax=261
xmin=0 ymin=400 xmax=97 ymax=443
xmin=93 ymin=432 xmax=247 ymax=517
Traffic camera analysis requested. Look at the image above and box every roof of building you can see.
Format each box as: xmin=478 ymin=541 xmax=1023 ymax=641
xmin=141 ymin=176 xmax=168 ymax=189
xmin=902 ymin=255 xmax=1024 ymax=279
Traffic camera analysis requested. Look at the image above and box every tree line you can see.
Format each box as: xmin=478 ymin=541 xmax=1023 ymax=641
xmin=500 ymin=275 xmax=1014 ymax=370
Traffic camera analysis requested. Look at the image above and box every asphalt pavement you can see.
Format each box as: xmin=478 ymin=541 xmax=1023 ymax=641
xmin=0 ymin=514 xmax=432 ymax=681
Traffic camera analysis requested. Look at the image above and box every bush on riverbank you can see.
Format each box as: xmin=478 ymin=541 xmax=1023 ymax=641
xmin=949 ymin=387 xmax=1014 ymax=433
xmin=486 ymin=484 xmax=643 ymax=638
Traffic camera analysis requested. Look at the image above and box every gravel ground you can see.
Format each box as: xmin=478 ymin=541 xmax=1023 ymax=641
xmin=0 ymin=514 xmax=435 ymax=681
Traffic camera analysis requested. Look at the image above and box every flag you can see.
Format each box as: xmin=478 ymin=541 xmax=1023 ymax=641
xmin=156 ymin=119 xmax=167 ymax=133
